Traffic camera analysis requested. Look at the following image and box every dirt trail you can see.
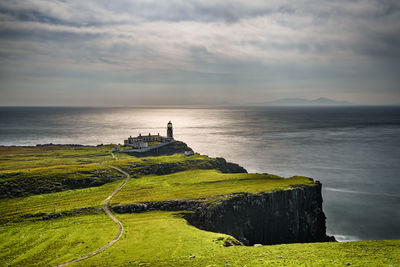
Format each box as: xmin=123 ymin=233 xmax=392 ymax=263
xmin=111 ymin=152 xmax=119 ymax=161
xmin=56 ymin=162 xmax=129 ymax=266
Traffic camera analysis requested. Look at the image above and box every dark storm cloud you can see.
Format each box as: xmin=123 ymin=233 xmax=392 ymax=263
xmin=0 ymin=0 xmax=399 ymax=105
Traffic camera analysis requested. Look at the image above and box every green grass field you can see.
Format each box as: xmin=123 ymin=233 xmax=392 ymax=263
xmin=80 ymin=212 xmax=400 ymax=266
xmin=110 ymin=169 xmax=315 ymax=205
xmin=109 ymin=153 xmax=219 ymax=173
xmin=0 ymin=163 xmax=124 ymax=199
xmin=0 ymin=145 xmax=124 ymax=198
xmin=1 ymin=211 xmax=399 ymax=266
xmin=0 ymin=213 xmax=117 ymax=266
xmin=0 ymin=145 xmax=399 ymax=266
xmin=0 ymin=145 xmax=114 ymax=170
xmin=0 ymin=178 xmax=122 ymax=220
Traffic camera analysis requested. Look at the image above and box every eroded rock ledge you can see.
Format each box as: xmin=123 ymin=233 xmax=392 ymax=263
xmin=112 ymin=183 xmax=334 ymax=245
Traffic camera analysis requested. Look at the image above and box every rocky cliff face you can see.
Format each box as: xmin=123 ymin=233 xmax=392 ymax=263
xmin=184 ymin=183 xmax=331 ymax=245
xmin=113 ymin=183 xmax=333 ymax=245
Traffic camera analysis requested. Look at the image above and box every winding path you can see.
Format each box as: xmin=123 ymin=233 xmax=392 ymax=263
xmin=56 ymin=159 xmax=129 ymax=266
xmin=111 ymin=152 xmax=119 ymax=161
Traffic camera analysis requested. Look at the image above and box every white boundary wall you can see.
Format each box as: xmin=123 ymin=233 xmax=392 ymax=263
xmin=119 ymin=141 xmax=173 ymax=153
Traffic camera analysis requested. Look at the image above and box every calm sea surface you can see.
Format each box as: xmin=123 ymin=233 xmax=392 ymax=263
xmin=1 ymin=106 xmax=399 ymax=241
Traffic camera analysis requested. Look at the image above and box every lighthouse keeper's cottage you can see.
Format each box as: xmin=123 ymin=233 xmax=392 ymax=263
xmin=124 ymin=121 xmax=174 ymax=149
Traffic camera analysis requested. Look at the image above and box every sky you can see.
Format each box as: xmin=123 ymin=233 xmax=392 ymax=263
xmin=0 ymin=0 xmax=399 ymax=106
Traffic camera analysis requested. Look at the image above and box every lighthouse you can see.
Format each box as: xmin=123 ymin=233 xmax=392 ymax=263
xmin=167 ymin=121 xmax=173 ymax=139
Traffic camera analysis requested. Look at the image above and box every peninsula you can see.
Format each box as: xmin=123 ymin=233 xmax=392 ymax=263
xmin=0 ymin=124 xmax=399 ymax=266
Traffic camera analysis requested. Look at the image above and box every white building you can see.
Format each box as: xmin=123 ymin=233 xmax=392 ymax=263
xmin=124 ymin=121 xmax=174 ymax=148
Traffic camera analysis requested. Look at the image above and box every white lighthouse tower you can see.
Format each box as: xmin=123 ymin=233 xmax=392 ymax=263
xmin=167 ymin=121 xmax=173 ymax=140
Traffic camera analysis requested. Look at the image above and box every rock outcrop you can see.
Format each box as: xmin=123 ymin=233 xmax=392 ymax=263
xmin=112 ymin=183 xmax=333 ymax=245
xmin=214 ymin=157 xmax=247 ymax=173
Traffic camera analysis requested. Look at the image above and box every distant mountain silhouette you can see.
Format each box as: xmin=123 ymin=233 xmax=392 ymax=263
xmin=258 ymin=97 xmax=351 ymax=106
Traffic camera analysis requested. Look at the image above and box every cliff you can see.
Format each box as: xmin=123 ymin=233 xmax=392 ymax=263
xmin=113 ymin=183 xmax=333 ymax=245
xmin=184 ymin=183 xmax=333 ymax=245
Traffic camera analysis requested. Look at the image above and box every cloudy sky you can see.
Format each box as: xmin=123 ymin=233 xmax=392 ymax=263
xmin=0 ymin=0 xmax=399 ymax=106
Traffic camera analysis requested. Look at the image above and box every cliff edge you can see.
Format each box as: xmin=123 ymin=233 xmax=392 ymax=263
xmin=184 ymin=183 xmax=333 ymax=245
xmin=113 ymin=183 xmax=333 ymax=245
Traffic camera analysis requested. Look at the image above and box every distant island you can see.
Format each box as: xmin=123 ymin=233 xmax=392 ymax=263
xmin=258 ymin=97 xmax=351 ymax=106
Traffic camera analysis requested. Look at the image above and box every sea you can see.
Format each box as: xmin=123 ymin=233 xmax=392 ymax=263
xmin=0 ymin=106 xmax=399 ymax=242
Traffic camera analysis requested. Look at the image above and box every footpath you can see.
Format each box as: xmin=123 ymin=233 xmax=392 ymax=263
xmin=56 ymin=154 xmax=129 ymax=266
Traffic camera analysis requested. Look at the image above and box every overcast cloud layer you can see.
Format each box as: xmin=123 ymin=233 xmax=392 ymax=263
xmin=0 ymin=0 xmax=399 ymax=105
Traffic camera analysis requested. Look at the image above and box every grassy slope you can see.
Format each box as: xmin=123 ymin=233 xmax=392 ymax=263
xmin=0 ymin=214 xmax=117 ymax=267
xmin=1 ymin=211 xmax=398 ymax=266
xmin=81 ymin=212 xmax=400 ymax=267
xmin=0 ymin=146 xmax=399 ymax=266
xmin=0 ymin=145 xmax=114 ymax=170
xmin=0 ymin=164 xmax=124 ymax=198
xmin=0 ymin=148 xmax=217 ymax=199
xmin=111 ymin=169 xmax=315 ymax=205
xmin=0 ymin=179 xmax=120 ymax=220
xmin=0 ymin=146 xmax=123 ymax=198
xmin=110 ymin=153 xmax=218 ymax=171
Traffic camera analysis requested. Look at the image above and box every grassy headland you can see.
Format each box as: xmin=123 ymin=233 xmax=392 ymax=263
xmin=0 ymin=144 xmax=399 ymax=266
